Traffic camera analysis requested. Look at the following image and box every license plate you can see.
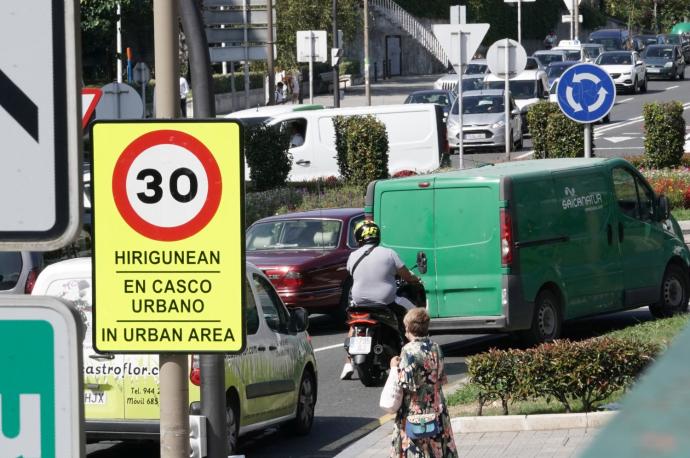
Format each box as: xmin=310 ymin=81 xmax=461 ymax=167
xmin=648 ymin=68 xmax=660 ymax=73
xmin=84 ymin=390 xmax=107 ymax=405
xmin=465 ymin=133 xmax=485 ymax=140
xmin=349 ymin=336 xmax=372 ymax=355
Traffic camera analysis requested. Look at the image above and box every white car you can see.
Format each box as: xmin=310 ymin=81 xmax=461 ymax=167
xmin=595 ymin=51 xmax=648 ymax=93
xmin=433 ymin=59 xmax=489 ymax=91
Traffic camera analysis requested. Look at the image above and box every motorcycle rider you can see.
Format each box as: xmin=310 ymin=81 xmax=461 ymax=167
xmin=340 ymin=220 xmax=421 ymax=380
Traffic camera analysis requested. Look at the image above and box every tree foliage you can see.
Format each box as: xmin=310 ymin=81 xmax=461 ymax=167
xmin=275 ymin=0 xmax=360 ymax=69
xmin=602 ymin=0 xmax=690 ymax=33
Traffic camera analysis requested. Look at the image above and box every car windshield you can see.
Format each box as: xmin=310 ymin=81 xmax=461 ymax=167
xmin=461 ymin=77 xmax=484 ymax=91
xmin=465 ymin=63 xmax=487 ymax=74
xmin=645 ymin=46 xmax=674 ymax=58
xmin=546 ymin=64 xmax=573 ymax=78
xmin=535 ymin=53 xmax=564 ymax=66
xmin=597 ymin=52 xmax=632 ymax=65
xmin=565 ymin=50 xmax=581 ymax=60
xmin=592 ymin=38 xmax=623 ymax=51
xmin=525 ymin=57 xmax=540 ymax=70
xmin=659 ymin=35 xmax=681 ymax=44
xmin=247 ymin=219 xmax=342 ymax=250
xmin=453 ymin=96 xmax=505 ymax=115
xmin=406 ymin=93 xmax=450 ymax=106
xmin=486 ymin=80 xmax=537 ymax=99
xmin=583 ymin=47 xmax=601 ymax=58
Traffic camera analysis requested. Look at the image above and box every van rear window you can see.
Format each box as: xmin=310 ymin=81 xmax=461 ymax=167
xmin=0 ymin=253 xmax=22 ymax=290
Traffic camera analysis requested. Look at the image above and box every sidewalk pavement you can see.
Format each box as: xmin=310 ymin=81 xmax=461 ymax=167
xmin=335 ymin=413 xmax=613 ymax=458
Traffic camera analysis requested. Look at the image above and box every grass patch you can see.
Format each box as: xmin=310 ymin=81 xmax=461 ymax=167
xmin=447 ymin=315 xmax=690 ymax=415
xmin=672 ymin=208 xmax=690 ymax=221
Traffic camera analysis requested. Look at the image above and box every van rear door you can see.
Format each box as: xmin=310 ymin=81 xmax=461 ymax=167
xmin=433 ymin=181 xmax=503 ymax=318
xmin=377 ymin=182 xmax=438 ymax=315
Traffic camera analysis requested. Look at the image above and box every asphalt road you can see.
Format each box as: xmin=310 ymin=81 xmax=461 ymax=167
xmin=87 ymin=307 xmax=658 ymax=458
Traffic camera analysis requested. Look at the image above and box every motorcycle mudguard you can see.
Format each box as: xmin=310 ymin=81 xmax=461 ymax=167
xmin=353 ymin=354 xmax=367 ymax=365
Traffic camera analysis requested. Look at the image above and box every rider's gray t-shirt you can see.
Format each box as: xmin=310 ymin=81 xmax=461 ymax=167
xmin=347 ymin=244 xmax=404 ymax=306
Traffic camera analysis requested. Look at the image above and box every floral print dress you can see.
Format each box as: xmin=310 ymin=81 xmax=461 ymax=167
xmin=390 ymin=337 xmax=458 ymax=458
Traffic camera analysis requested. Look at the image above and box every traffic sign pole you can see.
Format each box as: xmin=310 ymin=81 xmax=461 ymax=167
xmin=153 ymin=0 xmax=189 ymax=456
xmin=585 ymin=123 xmax=592 ymax=158
xmin=309 ymin=33 xmax=314 ymax=104
xmin=504 ymin=39 xmax=511 ymax=160
xmin=457 ymin=32 xmax=464 ymax=169
xmin=518 ymin=0 xmax=522 ymax=44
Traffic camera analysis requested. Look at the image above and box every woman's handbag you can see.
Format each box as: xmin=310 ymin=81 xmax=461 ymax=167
xmin=379 ymin=369 xmax=403 ymax=413
xmin=405 ymin=413 xmax=440 ymax=439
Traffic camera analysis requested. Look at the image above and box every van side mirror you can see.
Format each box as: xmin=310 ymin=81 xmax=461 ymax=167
xmin=657 ymin=195 xmax=670 ymax=221
xmin=511 ymin=109 xmax=521 ymax=116
xmin=416 ymin=251 xmax=428 ymax=275
xmin=289 ymin=307 xmax=309 ymax=333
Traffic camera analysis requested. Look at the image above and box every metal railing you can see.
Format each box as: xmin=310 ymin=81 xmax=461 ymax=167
xmin=369 ymin=0 xmax=448 ymax=66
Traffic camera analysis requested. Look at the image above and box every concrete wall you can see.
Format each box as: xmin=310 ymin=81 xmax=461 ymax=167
xmin=343 ymin=12 xmax=446 ymax=80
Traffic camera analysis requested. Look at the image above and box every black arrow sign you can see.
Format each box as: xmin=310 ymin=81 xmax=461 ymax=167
xmin=0 ymin=68 xmax=38 ymax=142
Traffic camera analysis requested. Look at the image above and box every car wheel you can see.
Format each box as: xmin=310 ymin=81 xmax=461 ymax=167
xmin=681 ymin=68 xmax=686 ymax=80
xmin=288 ymin=370 xmax=316 ymax=435
xmin=650 ymin=264 xmax=689 ymax=319
xmin=517 ymin=132 xmax=524 ymax=150
xmin=632 ymin=77 xmax=639 ymax=94
xmin=226 ymin=396 xmax=239 ymax=454
xmin=519 ymin=289 xmax=562 ymax=346
xmin=641 ymin=76 xmax=648 ymax=92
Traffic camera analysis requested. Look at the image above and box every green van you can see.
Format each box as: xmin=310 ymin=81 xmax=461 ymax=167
xmin=366 ymin=158 xmax=690 ymax=343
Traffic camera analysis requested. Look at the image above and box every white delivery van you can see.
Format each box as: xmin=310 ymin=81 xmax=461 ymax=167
xmin=225 ymin=103 xmax=325 ymax=126
xmin=266 ymin=103 xmax=447 ymax=181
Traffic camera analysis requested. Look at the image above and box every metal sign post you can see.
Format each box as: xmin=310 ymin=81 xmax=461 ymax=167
xmin=432 ymin=23 xmax=490 ymax=169
xmin=556 ymin=63 xmax=616 ymax=158
xmin=487 ymin=38 xmax=527 ymax=161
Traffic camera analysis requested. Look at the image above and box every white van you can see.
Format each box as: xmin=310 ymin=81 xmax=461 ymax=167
xmin=266 ymin=104 xmax=446 ymax=181
xmin=484 ymin=69 xmax=550 ymax=133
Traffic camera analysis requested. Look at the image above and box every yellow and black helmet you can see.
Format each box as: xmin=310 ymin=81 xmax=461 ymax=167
xmin=353 ymin=220 xmax=380 ymax=246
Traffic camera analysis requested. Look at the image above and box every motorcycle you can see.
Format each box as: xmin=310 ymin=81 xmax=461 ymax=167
xmin=344 ymin=277 xmax=426 ymax=387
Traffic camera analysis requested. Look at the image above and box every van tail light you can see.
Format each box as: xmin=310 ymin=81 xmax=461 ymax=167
xmin=500 ymin=208 xmax=513 ymax=267
xmin=189 ymin=354 xmax=201 ymax=386
xmin=263 ymin=268 xmax=303 ymax=289
xmin=24 ymin=267 xmax=39 ymax=294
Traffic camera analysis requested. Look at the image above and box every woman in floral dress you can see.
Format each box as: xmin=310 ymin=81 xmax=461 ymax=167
xmin=390 ymin=307 xmax=457 ymax=458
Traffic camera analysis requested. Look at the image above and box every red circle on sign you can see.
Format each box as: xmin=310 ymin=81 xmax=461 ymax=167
xmin=112 ymin=129 xmax=222 ymax=241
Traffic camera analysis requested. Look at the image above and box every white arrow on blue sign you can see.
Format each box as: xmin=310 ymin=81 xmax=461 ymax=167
xmin=557 ymin=63 xmax=616 ymax=123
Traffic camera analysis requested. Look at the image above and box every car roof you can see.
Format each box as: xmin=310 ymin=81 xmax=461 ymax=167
xmin=485 ymin=69 xmax=545 ymax=82
xmin=548 ymin=61 xmax=579 ymax=67
xmin=600 ymin=50 xmax=633 ymax=55
xmin=468 ymin=59 xmax=487 ymax=65
xmin=252 ymin=207 xmax=364 ymax=224
xmin=408 ymin=89 xmax=453 ymax=96
xmin=462 ymin=89 xmax=504 ymax=97
xmin=534 ymin=50 xmax=566 ymax=55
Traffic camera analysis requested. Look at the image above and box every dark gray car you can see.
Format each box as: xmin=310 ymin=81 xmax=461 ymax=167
xmin=643 ymin=44 xmax=686 ymax=80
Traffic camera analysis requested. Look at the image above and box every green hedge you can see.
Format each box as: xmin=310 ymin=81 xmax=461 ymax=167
xmin=333 ymin=115 xmax=389 ymax=190
xmin=467 ymin=337 xmax=659 ymax=415
xmin=528 ymin=101 xmax=594 ymax=158
xmin=244 ymin=123 xmax=292 ymax=191
xmin=212 ymin=72 xmax=265 ymax=94
xmin=643 ymin=101 xmax=686 ymax=168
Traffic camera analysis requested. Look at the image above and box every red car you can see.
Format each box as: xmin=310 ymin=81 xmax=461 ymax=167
xmin=246 ymin=208 xmax=365 ymax=319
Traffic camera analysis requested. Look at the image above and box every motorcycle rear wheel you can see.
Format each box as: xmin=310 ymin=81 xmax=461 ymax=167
xmin=356 ymin=364 xmax=386 ymax=387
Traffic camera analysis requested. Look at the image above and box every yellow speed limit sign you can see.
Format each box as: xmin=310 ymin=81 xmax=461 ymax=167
xmin=91 ymin=120 xmax=245 ymax=353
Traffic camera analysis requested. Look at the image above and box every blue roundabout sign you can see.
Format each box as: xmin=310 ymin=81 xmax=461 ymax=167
xmin=556 ymin=63 xmax=616 ymax=124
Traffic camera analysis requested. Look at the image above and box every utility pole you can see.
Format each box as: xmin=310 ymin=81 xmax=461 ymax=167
xmin=364 ymin=0 xmax=371 ymax=106
xmin=332 ymin=0 xmax=340 ymax=107
xmin=153 ymin=1 xmax=189 ymax=457
xmin=267 ymin=0 xmax=275 ymax=105
xmin=517 ymin=0 xmax=522 ymax=44
xmin=116 ymin=2 xmax=123 ymax=83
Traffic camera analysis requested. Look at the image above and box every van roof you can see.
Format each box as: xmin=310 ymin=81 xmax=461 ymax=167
xmin=267 ymin=103 xmax=437 ymax=123
xmin=225 ymin=104 xmax=324 ymax=119
xmin=386 ymin=158 xmax=620 ymax=183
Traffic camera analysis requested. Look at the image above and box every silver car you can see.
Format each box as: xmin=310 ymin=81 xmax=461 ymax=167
xmin=446 ymin=89 xmax=523 ymax=151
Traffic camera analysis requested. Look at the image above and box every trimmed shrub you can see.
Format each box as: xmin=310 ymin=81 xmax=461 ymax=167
xmin=212 ymin=72 xmax=265 ymax=94
xmin=526 ymin=102 xmax=559 ymax=159
xmin=466 ymin=337 xmax=660 ymax=415
xmin=339 ymin=58 xmax=361 ymax=76
xmin=244 ymin=187 xmax=303 ymax=228
xmin=643 ymin=101 xmax=686 ymax=168
xmin=244 ymin=123 xmax=292 ymax=191
xmin=545 ymin=111 xmax=590 ymax=158
xmin=333 ymin=115 xmax=389 ymax=190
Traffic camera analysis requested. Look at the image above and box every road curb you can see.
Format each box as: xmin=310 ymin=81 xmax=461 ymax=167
xmin=450 ymin=411 xmax=616 ymax=433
